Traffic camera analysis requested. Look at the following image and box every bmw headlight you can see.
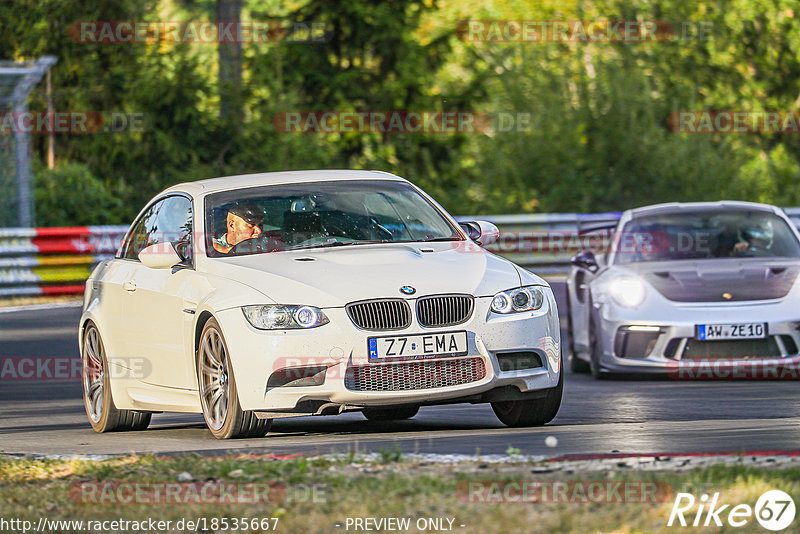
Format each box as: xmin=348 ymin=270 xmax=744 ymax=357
xmin=490 ymin=286 xmax=545 ymax=314
xmin=242 ymin=305 xmax=329 ymax=330
xmin=608 ymin=277 xmax=646 ymax=308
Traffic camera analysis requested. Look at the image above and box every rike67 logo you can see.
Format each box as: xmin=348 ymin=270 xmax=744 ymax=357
xmin=668 ymin=490 xmax=796 ymax=531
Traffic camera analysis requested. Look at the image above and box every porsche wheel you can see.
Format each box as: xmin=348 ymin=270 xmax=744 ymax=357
xmin=569 ymin=351 xmax=590 ymax=374
xmin=362 ymin=406 xmax=419 ymax=421
xmin=589 ymin=316 xmax=607 ymax=379
xmin=491 ymin=370 xmax=563 ymax=427
xmin=566 ymin=285 xmax=590 ymax=374
xmin=197 ymin=318 xmax=272 ymax=439
xmin=82 ymin=322 xmax=151 ymax=432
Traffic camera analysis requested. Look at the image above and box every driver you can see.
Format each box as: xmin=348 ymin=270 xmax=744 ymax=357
xmin=733 ymin=221 xmax=773 ymax=255
xmin=212 ymin=201 xmax=265 ymax=254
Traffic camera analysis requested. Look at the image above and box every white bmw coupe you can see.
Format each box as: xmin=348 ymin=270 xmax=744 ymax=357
xmin=80 ymin=170 xmax=561 ymax=439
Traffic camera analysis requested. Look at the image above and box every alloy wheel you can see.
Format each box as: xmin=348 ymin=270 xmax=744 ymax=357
xmin=199 ymin=326 xmax=229 ymax=430
xmin=82 ymin=325 xmax=105 ymax=423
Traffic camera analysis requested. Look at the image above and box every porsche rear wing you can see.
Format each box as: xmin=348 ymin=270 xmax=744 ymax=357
xmin=576 ymin=214 xmax=621 ymax=235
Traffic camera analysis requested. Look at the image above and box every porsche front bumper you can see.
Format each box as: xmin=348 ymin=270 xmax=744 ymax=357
xmin=594 ymin=299 xmax=800 ymax=377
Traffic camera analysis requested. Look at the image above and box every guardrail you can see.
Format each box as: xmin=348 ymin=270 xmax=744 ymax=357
xmin=456 ymin=212 xmax=622 ymax=274
xmin=2 ymin=208 xmax=800 ymax=298
xmin=0 ymin=226 xmax=127 ymax=297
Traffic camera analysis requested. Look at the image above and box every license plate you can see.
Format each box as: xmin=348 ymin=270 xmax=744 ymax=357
xmin=696 ymin=323 xmax=767 ymax=340
xmin=368 ymin=331 xmax=468 ymax=360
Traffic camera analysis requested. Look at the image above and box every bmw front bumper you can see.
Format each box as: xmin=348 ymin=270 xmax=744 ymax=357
xmin=214 ymin=290 xmax=561 ymax=413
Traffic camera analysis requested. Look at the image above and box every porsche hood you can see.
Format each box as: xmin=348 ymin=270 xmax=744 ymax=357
xmin=618 ymin=258 xmax=800 ymax=303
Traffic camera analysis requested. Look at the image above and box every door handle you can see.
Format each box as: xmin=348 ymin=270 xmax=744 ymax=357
xmin=123 ymin=280 xmax=137 ymax=292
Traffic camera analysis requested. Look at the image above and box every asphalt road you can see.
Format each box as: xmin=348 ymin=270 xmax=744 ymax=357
xmin=2 ymin=283 xmax=799 ymax=458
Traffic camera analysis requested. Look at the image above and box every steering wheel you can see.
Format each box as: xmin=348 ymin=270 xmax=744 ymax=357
xmin=229 ymin=234 xmax=284 ymax=255
xmin=369 ymin=218 xmax=394 ymax=241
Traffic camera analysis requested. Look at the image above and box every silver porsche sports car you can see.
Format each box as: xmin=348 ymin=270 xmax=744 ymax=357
xmin=566 ymin=201 xmax=800 ymax=378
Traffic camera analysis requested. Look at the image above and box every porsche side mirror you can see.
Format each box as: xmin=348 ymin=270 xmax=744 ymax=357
xmin=570 ymin=250 xmax=599 ymax=273
xmin=138 ymin=243 xmax=183 ymax=269
xmin=459 ymin=220 xmax=500 ymax=247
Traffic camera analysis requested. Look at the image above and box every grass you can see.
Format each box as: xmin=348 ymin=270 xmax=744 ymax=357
xmin=1 ymin=455 xmax=798 ymax=533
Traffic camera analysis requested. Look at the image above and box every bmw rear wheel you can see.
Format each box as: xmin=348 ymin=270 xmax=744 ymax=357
xmin=197 ymin=318 xmax=272 ymax=439
xmin=82 ymin=322 xmax=151 ymax=432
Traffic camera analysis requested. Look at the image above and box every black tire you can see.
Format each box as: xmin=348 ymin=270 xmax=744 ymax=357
xmin=491 ymin=370 xmax=563 ymax=427
xmin=362 ymin=406 xmax=419 ymax=421
xmin=82 ymin=322 xmax=151 ymax=432
xmin=197 ymin=318 xmax=272 ymax=439
xmin=589 ymin=315 xmax=607 ymax=379
xmin=565 ymin=283 xmax=589 ymax=374
xmin=569 ymin=352 xmax=591 ymax=373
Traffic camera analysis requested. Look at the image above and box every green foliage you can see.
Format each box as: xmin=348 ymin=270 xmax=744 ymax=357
xmin=3 ymin=0 xmax=800 ymax=225
xmin=34 ymin=162 xmax=126 ymax=226
xmin=378 ymin=444 xmax=404 ymax=464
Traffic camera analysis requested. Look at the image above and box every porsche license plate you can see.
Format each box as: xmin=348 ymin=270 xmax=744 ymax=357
xmin=368 ymin=331 xmax=468 ymax=359
xmin=696 ymin=323 xmax=767 ymax=341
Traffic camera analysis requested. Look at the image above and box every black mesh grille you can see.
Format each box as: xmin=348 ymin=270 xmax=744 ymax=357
xmin=346 ymin=299 xmax=412 ymax=331
xmin=614 ymin=329 xmax=661 ymax=359
xmin=345 ymin=357 xmax=486 ymax=391
xmin=663 ymin=338 xmax=682 ymax=359
xmin=681 ymin=337 xmax=782 ymax=359
xmin=416 ymin=295 xmax=474 ymax=327
xmin=496 ymin=351 xmax=543 ymax=371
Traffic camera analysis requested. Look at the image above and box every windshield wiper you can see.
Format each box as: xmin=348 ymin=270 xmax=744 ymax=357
xmin=287 ymin=240 xmax=389 ymax=251
xmin=419 ymin=236 xmax=459 ymax=242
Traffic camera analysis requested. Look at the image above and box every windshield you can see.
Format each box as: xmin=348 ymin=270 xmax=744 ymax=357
xmin=204 ymin=180 xmax=461 ymax=257
xmin=612 ymin=209 xmax=800 ymax=264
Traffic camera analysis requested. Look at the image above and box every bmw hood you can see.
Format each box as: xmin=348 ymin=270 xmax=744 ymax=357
xmin=617 ymin=258 xmax=800 ymax=302
xmin=202 ymin=241 xmax=532 ymax=307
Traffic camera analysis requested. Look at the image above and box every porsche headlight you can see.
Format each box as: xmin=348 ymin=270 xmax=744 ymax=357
xmin=490 ymin=286 xmax=545 ymax=314
xmin=608 ymin=277 xmax=646 ymax=308
xmin=242 ymin=305 xmax=329 ymax=330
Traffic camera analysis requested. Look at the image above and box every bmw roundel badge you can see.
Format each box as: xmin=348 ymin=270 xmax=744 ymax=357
xmin=400 ymin=285 xmax=416 ymax=295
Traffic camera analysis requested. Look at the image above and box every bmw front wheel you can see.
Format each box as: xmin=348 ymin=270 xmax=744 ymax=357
xmin=491 ymin=370 xmax=563 ymax=427
xmin=197 ymin=318 xmax=272 ymax=439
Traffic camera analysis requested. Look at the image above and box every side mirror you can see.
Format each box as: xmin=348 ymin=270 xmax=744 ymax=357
xmin=570 ymin=250 xmax=599 ymax=273
xmin=459 ymin=220 xmax=500 ymax=247
xmin=138 ymin=242 xmax=182 ymax=269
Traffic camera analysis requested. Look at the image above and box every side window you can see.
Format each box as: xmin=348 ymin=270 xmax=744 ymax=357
xmin=122 ymin=206 xmax=155 ymax=260
xmin=121 ymin=196 xmax=193 ymax=263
